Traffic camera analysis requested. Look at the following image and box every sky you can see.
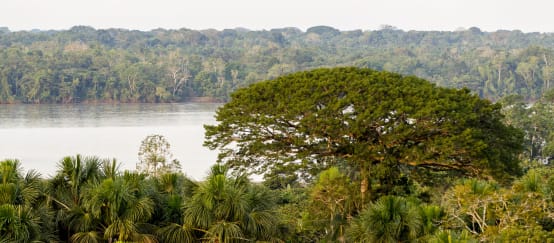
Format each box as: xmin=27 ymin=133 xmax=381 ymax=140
xmin=1 ymin=0 xmax=554 ymax=33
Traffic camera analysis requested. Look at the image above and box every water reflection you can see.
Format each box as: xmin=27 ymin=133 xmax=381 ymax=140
xmin=0 ymin=103 xmax=220 ymax=128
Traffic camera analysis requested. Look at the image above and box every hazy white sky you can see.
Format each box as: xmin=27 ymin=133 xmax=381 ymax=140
xmin=2 ymin=0 xmax=553 ymax=32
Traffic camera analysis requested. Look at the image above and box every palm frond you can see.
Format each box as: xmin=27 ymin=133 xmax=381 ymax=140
xmin=156 ymin=223 xmax=196 ymax=243
xmin=206 ymin=220 xmax=244 ymax=243
xmin=70 ymin=231 xmax=101 ymax=243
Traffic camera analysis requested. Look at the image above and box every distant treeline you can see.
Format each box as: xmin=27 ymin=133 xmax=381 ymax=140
xmin=1 ymin=25 xmax=554 ymax=103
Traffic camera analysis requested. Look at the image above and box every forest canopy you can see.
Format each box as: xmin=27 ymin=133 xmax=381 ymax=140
xmin=2 ymin=26 xmax=554 ymax=242
xmin=1 ymin=26 xmax=554 ymax=103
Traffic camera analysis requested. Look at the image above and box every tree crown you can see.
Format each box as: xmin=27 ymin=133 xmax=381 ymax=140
xmin=205 ymin=67 xmax=523 ymax=185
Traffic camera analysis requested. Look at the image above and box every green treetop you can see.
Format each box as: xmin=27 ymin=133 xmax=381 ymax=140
xmin=205 ymin=67 xmax=524 ymax=200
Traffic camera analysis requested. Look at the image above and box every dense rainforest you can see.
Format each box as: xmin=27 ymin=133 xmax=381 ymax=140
xmin=4 ymin=68 xmax=554 ymax=242
xmin=1 ymin=25 xmax=554 ymax=103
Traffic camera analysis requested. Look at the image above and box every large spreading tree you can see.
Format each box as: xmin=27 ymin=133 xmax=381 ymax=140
xmin=204 ymin=67 xmax=524 ymax=200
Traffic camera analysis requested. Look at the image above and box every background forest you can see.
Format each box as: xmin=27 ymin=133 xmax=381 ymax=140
xmin=1 ymin=25 xmax=554 ymax=103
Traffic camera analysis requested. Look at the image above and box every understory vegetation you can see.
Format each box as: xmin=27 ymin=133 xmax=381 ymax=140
xmin=4 ymin=157 xmax=554 ymax=242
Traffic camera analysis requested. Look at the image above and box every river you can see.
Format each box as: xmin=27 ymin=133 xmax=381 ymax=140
xmin=0 ymin=103 xmax=220 ymax=180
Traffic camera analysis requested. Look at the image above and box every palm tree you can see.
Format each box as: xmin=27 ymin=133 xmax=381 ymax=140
xmin=48 ymin=155 xmax=105 ymax=241
xmin=83 ymin=172 xmax=156 ymax=242
xmin=153 ymin=173 xmax=197 ymax=242
xmin=0 ymin=204 xmax=40 ymax=242
xmin=158 ymin=164 xmax=280 ymax=243
xmin=241 ymin=184 xmax=280 ymax=241
xmin=347 ymin=195 xmax=422 ymax=243
xmin=70 ymin=231 xmax=102 ymax=243
xmin=50 ymin=155 xmax=104 ymax=205
xmin=0 ymin=159 xmax=54 ymax=242
xmin=419 ymin=204 xmax=445 ymax=237
xmin=152 ymin=172 xmax=194 ymax=224
xmin=514 ymin=168 xmax=543 ymax=193
xmin=183 ymin=165 xmax=249 ymax=242
xmin=156 ymin=223 xmax=196 ymax=243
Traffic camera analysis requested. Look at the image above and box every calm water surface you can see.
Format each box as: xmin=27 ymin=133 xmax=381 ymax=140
xmin=0 ymin=103 xmax=220 ymax=179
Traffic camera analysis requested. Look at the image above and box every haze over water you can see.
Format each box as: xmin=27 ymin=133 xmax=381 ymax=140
xmin=0 ymin=103 xmax=220 ymax=179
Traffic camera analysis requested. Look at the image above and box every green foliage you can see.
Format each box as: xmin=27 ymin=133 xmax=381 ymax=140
xmin=1 ymin=27 xmax=554 ymax=104
xmin=181 ymin=164 xmax=281 ymax=242
xmin=137 ymin=134 xmax=181 ymax=177
xmin=83 ymin=173 xmax=156 ymax=242
xmin=151 ymin=172 xmax=191 ymax=224
xmin=429 ymin=230 xmax=477 ymax=243
xmin=262 ymin=165 xmax=300 ymax=190
xmin=205 ymin=67 xmax=524 ymax=202
xmin=500 ymin=93 xmax=554 ymax=163
xmin=441 ymin=179 xmax=500 ymax=235
xmin=440 ymin=169 xmax=554 ymax=241
xmin=419 ymin=204 xmax=445 ymax=236
xmin=0 ymin=159 xmax=55 ymax=242
xmin=301 ymin=167 xmax=358 ymax=241
xmin=10 ymin=152 xmax=285 ymax=242
xmin=0 ymin=137 xmax=548 ymax=241
xmin=346 ymin=195 xmax=424 ymax=242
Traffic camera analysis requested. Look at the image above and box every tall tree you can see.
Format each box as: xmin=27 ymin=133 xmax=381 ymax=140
xmin=205 ymin=67 xmax=524 ymax=202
